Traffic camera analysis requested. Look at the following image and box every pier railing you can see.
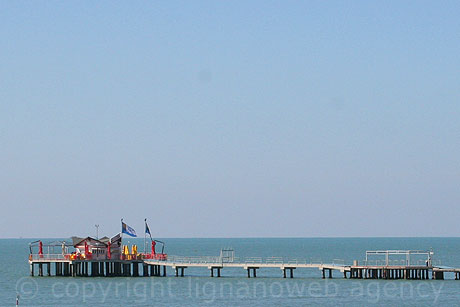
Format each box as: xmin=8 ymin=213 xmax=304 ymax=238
xmin=362 ymin=259 xmax=442 ymax=266
xmin=30 ymin=254 xmax=68 ymax=261
xmin=159 ymin=255 xmax=344 ymax=266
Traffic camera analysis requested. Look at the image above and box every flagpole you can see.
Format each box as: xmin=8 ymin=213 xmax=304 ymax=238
xmin=120 ymin=218 xmax=123 ymax=256
xmin=144 ymin=218 xmax=147 ymax=255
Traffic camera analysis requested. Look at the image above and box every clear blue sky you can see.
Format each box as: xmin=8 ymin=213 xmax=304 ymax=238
xmin=1 ymin=1 xmax=459 ymax=238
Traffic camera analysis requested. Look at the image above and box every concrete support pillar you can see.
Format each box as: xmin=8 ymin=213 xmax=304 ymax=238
xmin=133 ymin=263 xmax=139 ymax=277
xmin=30 ymin=264 xmax=34 ymax=276
xmin=175 ymin=267 xmax=179 ymax=277
xmin=143 ymin=264 xmax=149 ymax=277
xmin=328 ymin=269 xmax=332 ymax=278
xmin=210 ymin=268 xmax=214 ymax=277
xmin=181 ymin=267 xmax=184 ymax=277
xmin=47 ymin=263 xmax=51 ymax=276
xmin=114 ymin=262 xmax=120 ymax=276
xmin=67 ymin=263 xmax=71 ymax=276
xmin=322 ymin=269 xmax=325 ymax=279
xmin=163 ymin=266 xmax=167 ymax=277
xmin=38 ymin=263 xmax=43 ymax=276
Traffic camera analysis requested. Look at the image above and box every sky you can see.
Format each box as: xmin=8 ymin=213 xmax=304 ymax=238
xmin=0 ymin=1 xmax=459 ymax=238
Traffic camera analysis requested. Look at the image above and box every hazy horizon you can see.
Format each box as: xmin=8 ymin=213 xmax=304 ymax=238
xmin=1 ymin=1 xmax=459 ymax=238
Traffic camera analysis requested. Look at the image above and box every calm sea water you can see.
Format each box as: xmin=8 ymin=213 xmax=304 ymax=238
xmin=2 ymin=238 xmax=460 ymax=306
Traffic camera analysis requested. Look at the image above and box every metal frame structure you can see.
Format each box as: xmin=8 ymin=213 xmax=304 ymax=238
xmin=365 ymin=250 xmax=433 ymax=266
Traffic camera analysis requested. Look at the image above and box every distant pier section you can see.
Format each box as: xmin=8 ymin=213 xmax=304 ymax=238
xmin=28 ymin=237 xmax=460 ymax=280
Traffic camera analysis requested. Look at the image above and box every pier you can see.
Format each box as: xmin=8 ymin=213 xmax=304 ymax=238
xmin=28 ymin=244 xmax=460 ymax=280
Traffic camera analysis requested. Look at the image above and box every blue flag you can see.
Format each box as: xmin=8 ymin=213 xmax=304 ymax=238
xmin=145 ymin=223 xmax=151 ymax=236
xmin=122 ymin=222 xmax=137 ymax=237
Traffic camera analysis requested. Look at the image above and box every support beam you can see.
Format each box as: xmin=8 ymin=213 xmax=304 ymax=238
xmin=133 ymin=263 xmax=139 ymax=277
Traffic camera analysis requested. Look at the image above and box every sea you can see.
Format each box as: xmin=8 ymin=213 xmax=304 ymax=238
xmin=2 ymin=237 xmax=460 ymax=306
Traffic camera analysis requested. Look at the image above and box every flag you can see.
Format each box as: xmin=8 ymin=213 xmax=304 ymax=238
xmin=145 ymin=222 xmax=151 ymax=237
xmin=122 ymin=221 xmax=137 ymax=237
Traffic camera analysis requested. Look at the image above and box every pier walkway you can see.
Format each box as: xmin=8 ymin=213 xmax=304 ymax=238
xmin=144 ymin=255 xmax=347 ymax=278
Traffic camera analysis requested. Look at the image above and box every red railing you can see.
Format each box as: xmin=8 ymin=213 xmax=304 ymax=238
xmin=29 ymin=253 xmax=168 ymax=261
